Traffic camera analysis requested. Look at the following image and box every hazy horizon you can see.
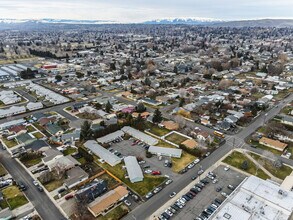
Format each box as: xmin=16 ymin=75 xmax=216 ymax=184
xmin=0 ymin=0 xmax=293 ymax=23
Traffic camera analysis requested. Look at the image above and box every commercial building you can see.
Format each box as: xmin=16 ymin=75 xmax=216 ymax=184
xmin=210 ymin=176 xmax=293 ymax=220
xmin=148 ymin=146 xmax=182 ymax=158
xmin=84 ymin=140 xmax=121 ymax=166
xmin=88 ymin=186 xmax=128 ymax=217
xmin=0 ymin=106 xmax=26 ymax=118
xmin=122 ymin=126 xmax=158 ymax=145
xmin=96 ymin=130 xmax=124 ymax=144
xmin=124 ymin=156 xmax=144 ymax=183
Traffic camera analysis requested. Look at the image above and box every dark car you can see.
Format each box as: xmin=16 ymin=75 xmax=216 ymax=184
xmin=17 ymin=181 xmax=27 ymax=191
xmin=191 ymin=175 xmax=198 ymax=180
xmin=216 ymin=187 xmax=222 ymax=192
xmin=37 ymin=186 xmax=44 ymax=192
xmin=58 ymin=188 xmax=66 ymax=194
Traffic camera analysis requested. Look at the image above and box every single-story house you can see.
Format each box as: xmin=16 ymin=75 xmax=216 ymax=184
xmin=160 ymin=121 xmax=179 ymax=130
xmin=64 ymin=166 xmax=89 ymax=189
xmin=259 ymin=137 xmax=288 ymax=152
xmin=121 ymin=126 xmax=158 ymax=145
xmin=181 ymin=139 xmax=198 ymax=149
xmin=124 ymin=156 xmax=144 ymax=183
xmin=148 ymin=146 xmax=182 ymax=158
xmin=88 ymin=186 xmax=129 ymax=217
xmin=96 ymin=130 xmax=124 ymax=144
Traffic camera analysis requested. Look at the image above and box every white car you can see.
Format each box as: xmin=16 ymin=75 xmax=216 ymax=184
xmin=187 ymin=163 xmax=195 ymax=169
xmin=224 ymin=166 xmax=230 ymax=171
xmin=144 ymin=169 xmax=152 ymax=174
xmin=194 ymin=159 xmax=200 ymax=164
xmin=212 ymin=179 xmax=218 ymax=184
xmin=124 ymin=200 xmax=131 ymax=206
xmin=33 ymin=180 xmax=39 ymax=186
xmin=221 ymin=192 xmax=228 ymax=198
xmin=169 ymin=192 xmax=177 ymax=198
xmin=165 ymin=179 xmax=173 ymax=185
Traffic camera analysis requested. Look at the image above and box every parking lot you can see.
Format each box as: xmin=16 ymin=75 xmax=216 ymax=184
xmin=108 ymin=139 xmax=180 ymax=180
xmin=161 ymin=165 xmax=247 ymax=220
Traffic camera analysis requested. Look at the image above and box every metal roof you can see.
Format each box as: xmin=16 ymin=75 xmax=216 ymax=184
xmin=124 ymin=156 xmax=144 ymax=183
xmin=97 ymin=130 xmax=124 ymax=144
xmin=84 ymin=140 xmax=121 ymax=166
xmin=122 ymin=126 xmax=158 ymax=145
xmin=148 ymin=146 xmax=182 ymax=158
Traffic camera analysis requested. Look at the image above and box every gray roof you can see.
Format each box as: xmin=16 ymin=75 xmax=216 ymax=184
xmin=61 ymin=129 xmax=81 ymax=141
xmin=97 ymin=130 xmax=124 ymax=144
xmin=64 ymin=166 xmax=89 ymax=188
xmin=124 ymin=156 xmax=144 ymax=183
xmin=148 ymin=146 xmax=182 ymax=158
xmin=84 ymin=140 xmax=121 ymax=166
xmin=121 ymin=126 xmax=158 ymax=145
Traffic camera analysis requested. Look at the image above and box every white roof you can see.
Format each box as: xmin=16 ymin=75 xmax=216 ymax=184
xmin=0 ymin=119 xmax=25 ymax=130
xmin=211 ymin=176 xmax=293 ymax=220
xmin=84 ymin=140 xmax=121 ymax=166
xmin=148 ymin=146 xmax=182 ymax=158
xmin=97 ymin=130 xmax=124 ymax=144
xmin=121 ymin=126 xmax=158 ymax=145
xmin=124 ymin=156 xmax=144 ymax=183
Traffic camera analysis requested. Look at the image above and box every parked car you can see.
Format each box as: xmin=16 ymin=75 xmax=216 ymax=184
xmin=65 ymin=194 xmax=74 ymax=200
xmin=144 ymin=169 xmax=152 ymax=174
xmin=33 ymin=180 xmax=39 ymax=186
xmin=145 ymin=192 xmax=153 ymax=199
xmin=124 ymin=200 xmax=131 ymax=206
xmin=58 ymin=188 xmax=66 ymax=194
xmin=194 ymin=158 xmax=200 ymax=164
xmin=165 ymin=179 xmax=173 ymax=185
xmin=221 ymin=192 xmax=228 ymax=197
xmin=191 ymin=175 xmax=198 ymax=180
xmin=227 ymin=185 xmax=235 ymax=190
xmin=187 ymin=163 xmax=195 ymax=169
xmin=212 ymin=179 xmax=218 ymax=184
xmin=224 ymin=166 xmax=230 ymax=171
xmin=153 ymin=187 xmax=162 ymax=194
xmin=216 ymin=187 xmax=222 ymax=192
xmin=37 ymin=186 xmax=44 ymax=192
xmin=152 ymin=170 xmax=161 ymax=175
xmin=198 ymin=169 xmax=204 ymax=175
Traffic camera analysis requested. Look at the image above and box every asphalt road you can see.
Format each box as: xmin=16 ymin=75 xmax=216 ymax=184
xmin=0 ymin=148 xmax=66 ymax=220
xmin=124 ymin=93 xmax=293 ymax=220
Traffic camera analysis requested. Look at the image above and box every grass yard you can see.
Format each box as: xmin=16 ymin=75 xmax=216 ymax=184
xmin=156 ymin=140 xmax=176 ymax=148
xmin=21 ymin=157 xmax=42 ymax=168
xmin=99 ymin=172 xmax=119 ymax=189
xmin=172 ymin=151 xmax=196 ymax=173
xmin=63 ymin=147 xmax=77 ymax=156
xmin=274 ymin=90 xmax=290 ymax=101
xmin=26 ymin=125 xmax=36 ymax=132
xmin=165 ymin=132 xmax=189 ymax=145
xmin=0 ymin=164 xmax=7 ymax=176
xmin=2 ymin=186 xmax=28 ymax=210
xmin=249 ymin=153 xmax=293 ymax=180
xmin=223 ymin=151 xmax=270 ymax=180
xmin=250 ymin=140 xmax=282 ymax=156
xmin=281 ymin=105 xmax=293 ymax=115
xmin=97 ymin=203 xmax=129 ymax=220
xmin=98 ymin=162 xmax=166 ymax=196
xmin=1 ymin=138 xmax=18 ymax=148
xmin=32 ymin=132 xmax=44 ymax=139
xmin=77 ymin=157 xmax=87 ymax=165
xmin=145 ymin=122 xmax=170 ymax=137
xmin=42 ymin=179 xmax=64 ymax=192
xmin=65 ymin=106 xmax=72 ymax=111
xmin=76 ymin=112 xmax=100 ymax=120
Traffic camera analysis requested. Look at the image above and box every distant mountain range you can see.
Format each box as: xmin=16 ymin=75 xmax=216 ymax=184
xmin=0 ymin=18 xmax=293 ymax=28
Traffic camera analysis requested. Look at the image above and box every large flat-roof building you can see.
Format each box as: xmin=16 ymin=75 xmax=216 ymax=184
xmin=122 ymin=126 xmax=158 ymax=145
xmin=148 ymin=146 xmax=182 ymax=158
xmin=210 ymin=176 xmax=293 ymax=220
xmin=124 ymin=156 xmax=144 ymax=183
xmin=84 ymin=140 xmax=121 ymax=166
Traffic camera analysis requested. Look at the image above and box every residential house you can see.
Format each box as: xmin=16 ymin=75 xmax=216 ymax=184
xmin=259 ymin=137 xmax=288 ymax=152
xmin=64 ymin=166 xmax=89 ymax=189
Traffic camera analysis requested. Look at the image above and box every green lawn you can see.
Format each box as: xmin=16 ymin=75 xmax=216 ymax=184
xmin=165 ymin=132 xmax=189 ymax=145
xmin=0 ymin=164 xmax=7 ymax=176
xmin=21 ymin=158 xmax=42 ymax=168
xmin=156 ymin=140 xmax=176 ymax=148
xmin=32 ymin=132 xmax=44 ymax=139
xmin=1 ymin=138 xmax=18 ymax=148
xmin=145 ymin=122 xmax=170 ymax=137
xmin=2 ymin=186 xmax=28 ymax=210
xmin=223 ymin=151 xmax=270 ymax=180
xmin=250 ymin=153 xmax=292 ymax=180
xmin=172 ymin=151 xmax=196 ymax=173
xmin=63 ymin=147 xmax=77 ymax=156
xmin=26 ymin=125 xmax=36 ymax=132
xmin=42 ymin=179 xmax=64 ymax=192
xmin=65 ymin=107 xmax=72 ymax=111
xmin=99 ymin=173 xmax=119 ymax=189
xmin=98 ymin=162 xmax=166 ymax=196
xmin=76 ymin=112 xmax=100 ymax=120
xmin=77 ymin=157 xmax=87 ymax=165
xmin=274 ymin=90 xmax=290 ymax=101
xmin=20 ymin=153 xmax=44 ymax=168
xmin=97 ymin=204 xmax=129 ymax=220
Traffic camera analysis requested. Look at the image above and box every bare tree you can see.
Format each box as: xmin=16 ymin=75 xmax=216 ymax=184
xmin=174 ymin=115 xmax=186 ymax=129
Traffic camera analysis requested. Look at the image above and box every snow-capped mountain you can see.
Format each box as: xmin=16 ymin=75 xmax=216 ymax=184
xmin=143 ymin=17 xmax=225 ymax=25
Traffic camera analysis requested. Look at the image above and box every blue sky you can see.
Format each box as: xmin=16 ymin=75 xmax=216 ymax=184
xmin=0 ymin=0 xmax=293 ymax=22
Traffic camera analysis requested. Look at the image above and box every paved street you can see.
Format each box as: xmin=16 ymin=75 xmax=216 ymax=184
xmin=124 ymin=93 xmax=293 ymax=220
xmin=0 ymin=148 xmax=66 ymax=220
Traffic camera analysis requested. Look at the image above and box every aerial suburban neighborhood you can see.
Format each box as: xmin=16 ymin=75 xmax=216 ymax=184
xmin=0 ymin=1 xmax=293 ymax=220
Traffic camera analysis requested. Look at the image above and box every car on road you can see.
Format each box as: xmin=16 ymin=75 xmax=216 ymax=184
xmin=33 ymin=180 xmax=39 ymax=186
xmin=17 ymin=181 xmax=27 ymax=191
xmin=191 ymin=175 xmax=198 ymax=180
xmin=165 ymin=179 xmax=173 ymax=185
xmin=169 ymin=192 xmax=176 ymax=198
xmin=37 ymin=186 xmax=44 ymax=192
xmin=198 ymin=169 xmax=204 ymax=175
xmin=124 ymin=200 xmax=131 ymax=206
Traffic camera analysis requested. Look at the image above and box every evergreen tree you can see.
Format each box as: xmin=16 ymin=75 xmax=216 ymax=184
xmin=179 ymin=98 xmax=185 ymax=107
xmin=105 ymin=101 xmax=112 ymax=113
xmin=55 ymin=74 xmax=62 ymax=82
xmin=136 ymin=102 xmax=146 ymax=113
xmin=80 ymin=121 xmax=93 ymax=141
xmin=144 ymin=77 xmax=151 ymax=86
xmin=152 ymin=109 xmax=163 ymax=123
